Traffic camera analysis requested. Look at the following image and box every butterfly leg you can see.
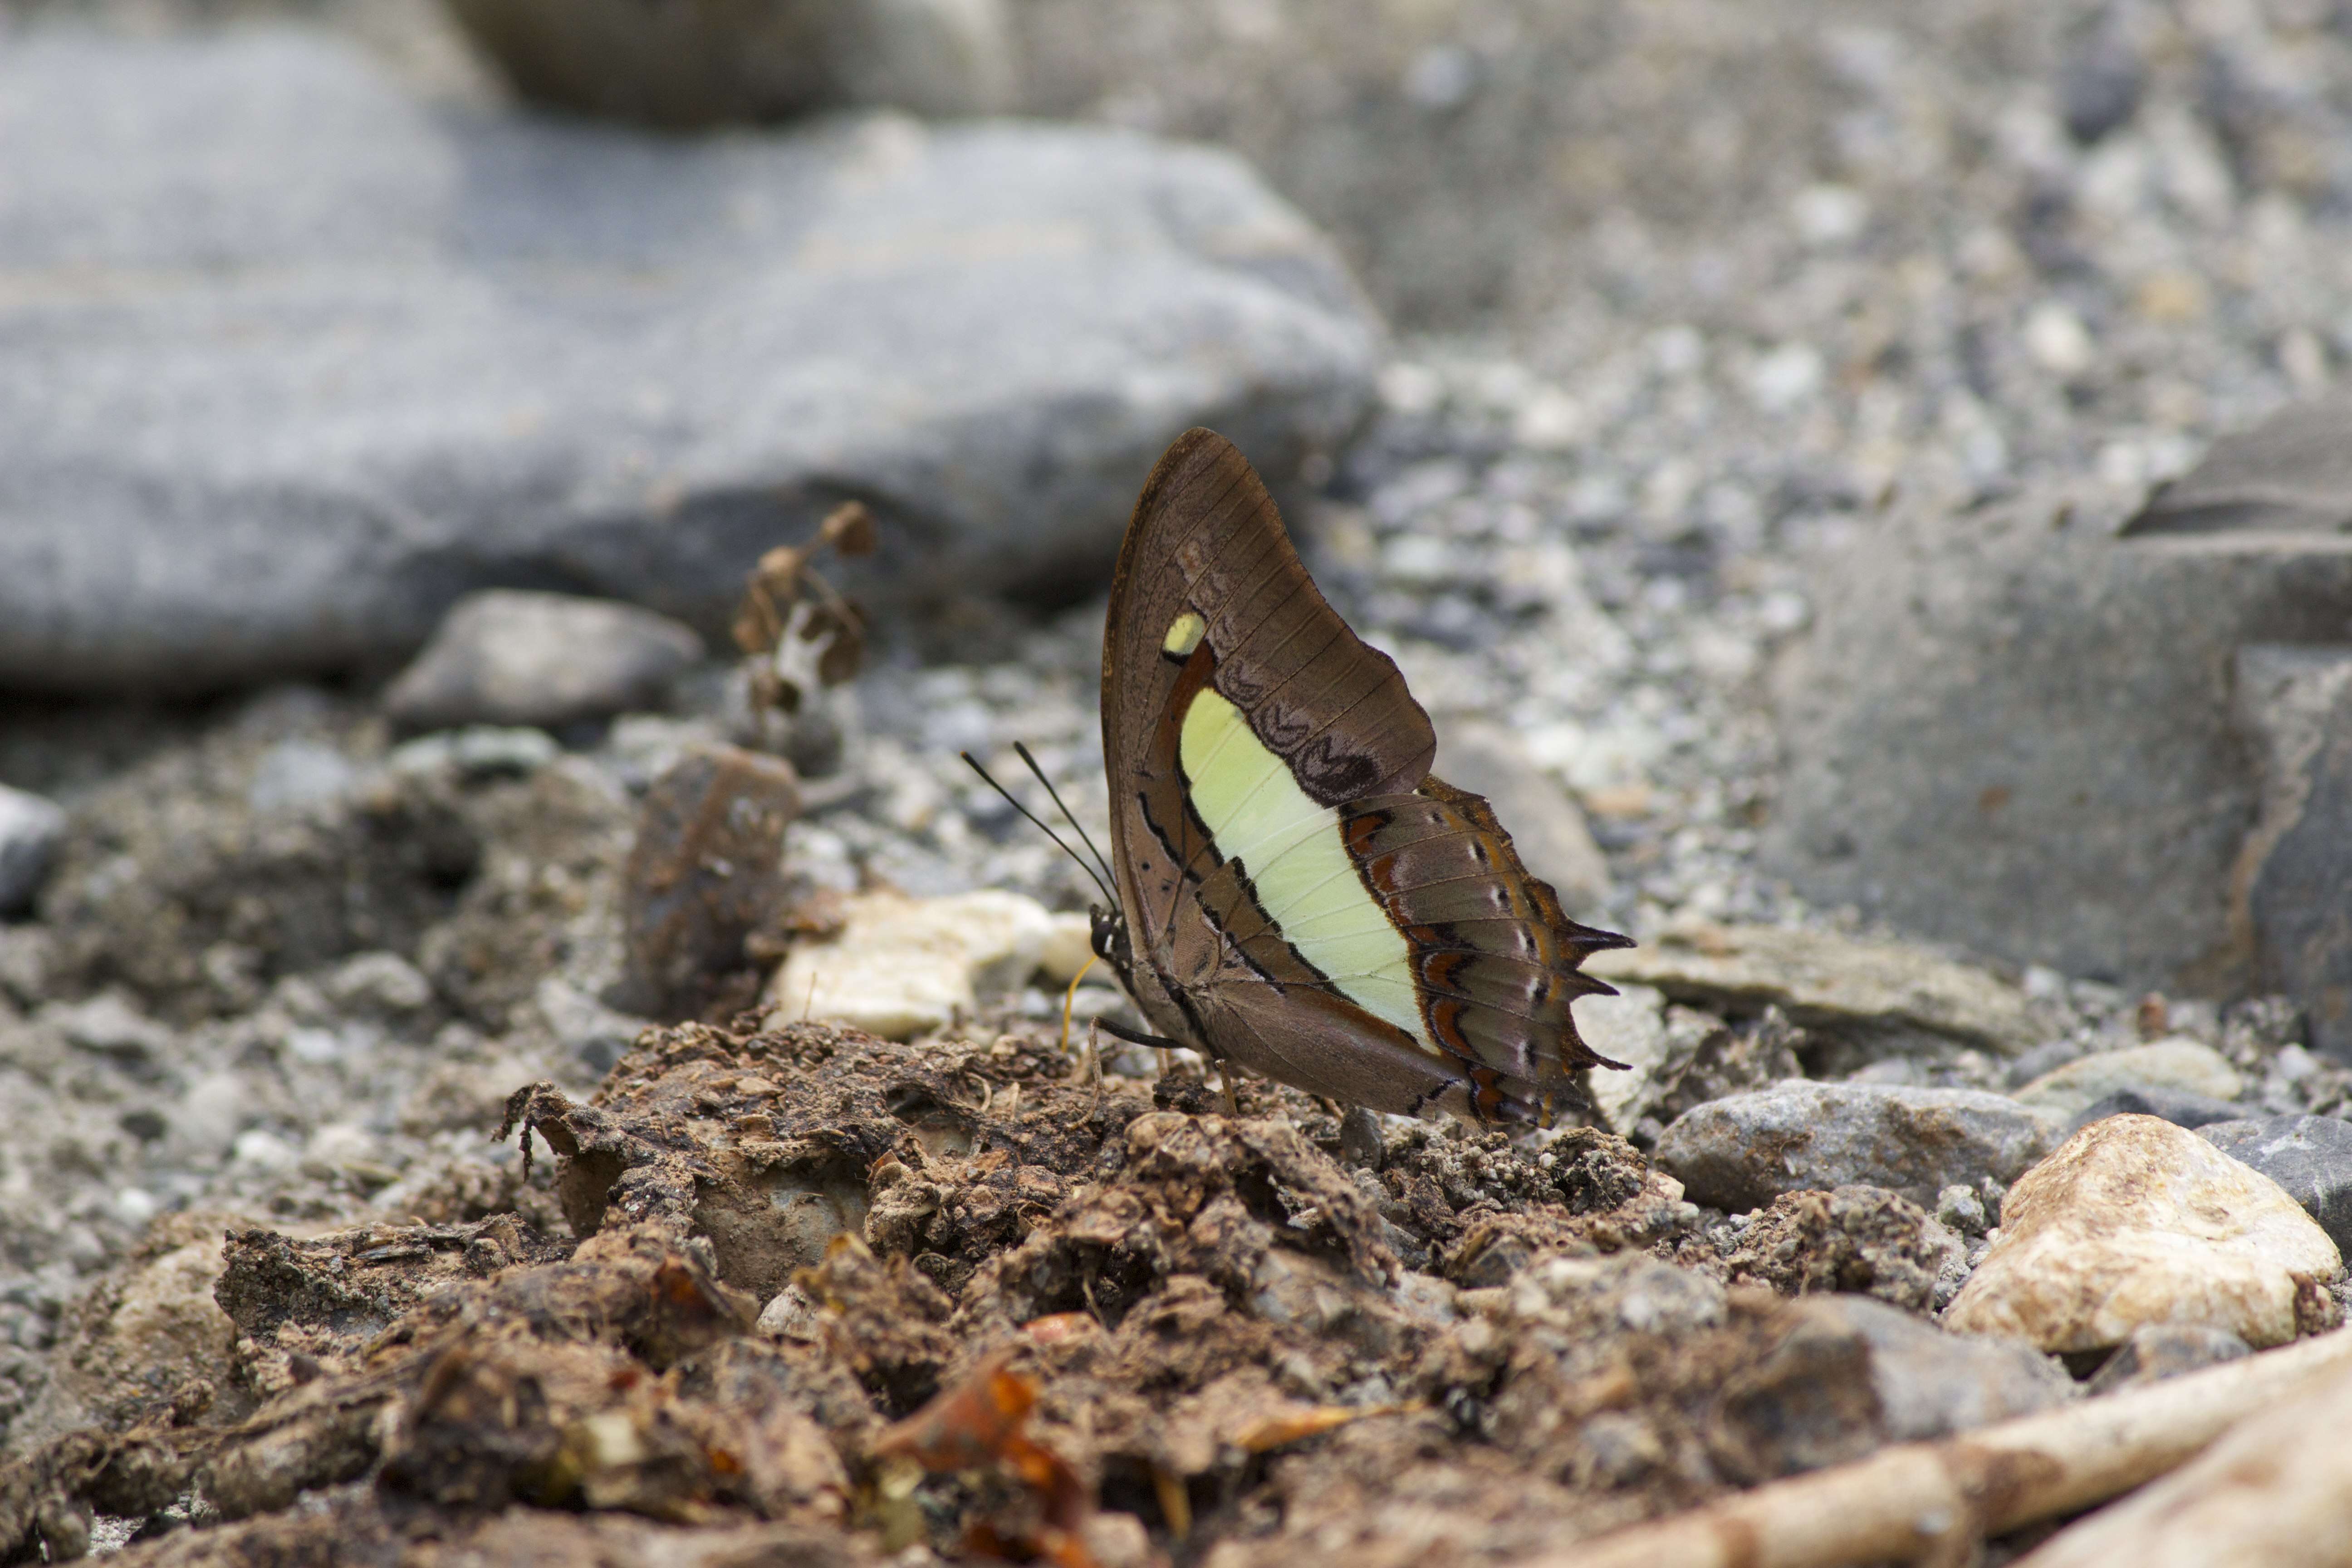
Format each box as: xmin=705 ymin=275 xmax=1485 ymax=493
xmin=1094 ymin=1016 xmax=1186 ymax=1053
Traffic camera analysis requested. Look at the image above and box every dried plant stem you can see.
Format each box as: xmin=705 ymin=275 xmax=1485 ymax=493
xmin=1531 ymin=1326 xmax=2352 ymax=1568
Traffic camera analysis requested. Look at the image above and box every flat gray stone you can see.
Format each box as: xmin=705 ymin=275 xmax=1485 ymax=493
xmin=2067 ymin=1087 xmax=2250 ymax=1138
xmin=2011 ymin=1039 xmax=2244 ymax=1123
xmin=2200 ymin=1114 xmax=2352 ymax=1251
xmin=1801 ymin=1294 xmax=2072 ymax=1442
xmin=0 ymin=783 xmax=67 ymax=916
xmin=1586 ymin=918 xmax=2040 ymax=1060
xmin=1706 ymin=1290 xmax=2069 ymax=1483
xmin=1654 ymin=1081 xmax=2053 ymax=1210
xmin=384 ymin=590 xmax=705 ymax=732
xmin=2083 ymin=1323 xmax=2250 ymax=1395
xmin=2234 ymin=645 xmax=2352 ymax=1056
xmin=2129 ymin=393 xmax=2352 ymax=535
xmin=1764 ymin=466 xmax=2352 ymax=1002
xmin=0 ymin=29 xmax=1377 ymax=695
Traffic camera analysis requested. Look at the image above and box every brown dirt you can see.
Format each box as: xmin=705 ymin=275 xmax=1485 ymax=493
xmin=0 ymin=1016 xmax=2042 ymax=1567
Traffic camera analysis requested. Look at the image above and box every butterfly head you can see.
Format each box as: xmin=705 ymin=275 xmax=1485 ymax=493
xmin=1088 ymin=902 xmax=1137 ymax=992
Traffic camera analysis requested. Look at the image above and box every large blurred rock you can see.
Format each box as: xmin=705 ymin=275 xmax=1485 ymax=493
xmin=1765 ymin=428 xmax=2352 ymax=1009
xmin=445 ymin=0 xmax=1017 ymax=125
xmin=2234 ymin=644 xmax=2352 ymax=1056
xmin=384 ymin=590 xmax=705 ymax=734
xmin=0 ymin=30 xmax=1379 ymax=696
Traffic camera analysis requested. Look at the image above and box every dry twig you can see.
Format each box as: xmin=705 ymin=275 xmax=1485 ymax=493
xmin=1531 ymin=1325 xmax=2352 ymax=1568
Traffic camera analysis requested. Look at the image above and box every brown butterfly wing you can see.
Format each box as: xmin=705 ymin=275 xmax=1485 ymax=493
xmin=1100 ymin=428 xmax=1628 ymax=1121
xmin=1099 ymin=429 xmax=1435 ymax=999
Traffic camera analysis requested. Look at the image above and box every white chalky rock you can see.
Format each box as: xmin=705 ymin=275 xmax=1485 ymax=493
xmin=1945 ymin=1114 xmax=2342 ymax=1351
xmin=2010 ymin=1037 xmax=2244 ymax=1122
xmin=769 ymin=889 xmax=1071 ymax=1039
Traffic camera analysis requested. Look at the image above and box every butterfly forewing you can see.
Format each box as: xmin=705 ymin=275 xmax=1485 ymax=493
xmin=1100 ymin=428 xmax=1630 ymax=1121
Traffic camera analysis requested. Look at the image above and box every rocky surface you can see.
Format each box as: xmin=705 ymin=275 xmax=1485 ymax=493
xmin=2232 ymin=641 xmax=2352 ymax=1057
xmin=1767 ymin=462 xmax=2352 ymax=1011
xmin=2020 ymin=1359 xmax=2352 ymax=1568
xmin=2201 ymin=1115 xmax=2352 ymax=1252
xmin=382 ymin=592 xmax=707 ymax=736
xmin=2010 ymin=1039 xmax=2244 ymax=1124
xmin=0 ymin=786 xmax=64 ymax=918
xmin=2080 ymin=1322 xmax=2250 ymax=1395
xmin=1653 ymin=1082 xmax=2053 ymax=1210
xmin=1587 ymin=918 xmax=2040 ymax=1068
xmin=0 ymin=26 xmax=1377 ymax=695
xmin=446 ymin=0 xmax=1017 ymax=124
xmin=4 ymin=0 xmax=2352 ymax=1561
xmin=1947 ymin=1115 xmax=2343 ymax=1352
xmin=1784 ymin=1293 xmax=2072 ymax=1442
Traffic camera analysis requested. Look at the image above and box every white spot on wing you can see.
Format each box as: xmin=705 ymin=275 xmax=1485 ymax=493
xmin=1163 ymin=611 xmax=1207 ymax=657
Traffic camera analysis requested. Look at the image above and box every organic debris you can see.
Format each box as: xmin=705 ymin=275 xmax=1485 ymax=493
xmin=5 ymin=1014 xmax=2344 ymax=1567
xmin=732 ymin=501 xmax=877 ymax=719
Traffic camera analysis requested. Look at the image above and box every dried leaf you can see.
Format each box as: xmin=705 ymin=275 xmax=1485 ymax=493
xmin=1230 ymin=1402 xmax=1406 ymax=1453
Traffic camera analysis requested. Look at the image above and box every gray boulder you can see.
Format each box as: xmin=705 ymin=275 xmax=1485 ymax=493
xmin=445 ymin=0 xmax=1018 ymax=125
xmin=2234 ymin=645 xmax=2352 ymax=1056
xmin=2200 ymin=1114 xmax=2352 ymax=1250
xmin=1706 ymin=1291 xmax=2069 ymax=1483
xmin=1764 ymin=424 xmax=2352 ymax=1012
xmin=384 ymin=591 xmax=705 ymax=733
xmin=2065 ymin=1087 xmax=2250 ymax=1139
xmin=1804 ymin=1294 xmax=2072 ymax=1442
xmin=1655 ymin=1081 xmax=2053 ymax=1211
xmin=0 ymin=29 xmax=1379 ymax=696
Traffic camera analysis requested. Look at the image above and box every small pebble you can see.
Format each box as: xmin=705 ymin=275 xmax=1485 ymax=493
xmin=0 ymin=783 xmax=67 ymax=916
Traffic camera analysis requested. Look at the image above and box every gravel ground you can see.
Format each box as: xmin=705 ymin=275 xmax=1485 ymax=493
xmin=9 ymin=0 xmax=2352 ymax=1550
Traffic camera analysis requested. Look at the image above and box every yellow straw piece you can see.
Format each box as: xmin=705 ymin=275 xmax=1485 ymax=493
xmin=1059 ymin=951 xmax=1100 ymax=1054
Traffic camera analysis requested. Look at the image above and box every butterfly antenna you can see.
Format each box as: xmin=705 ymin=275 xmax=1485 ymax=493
xmin=1011 ymin=740 xmax=1121 ymax=895
xmin=960 ymin=750 xmax=1119 ymax=910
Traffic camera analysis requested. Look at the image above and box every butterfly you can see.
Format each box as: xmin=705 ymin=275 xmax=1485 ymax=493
xmin=1073 ymin=427 xmax=1633 ymax=1124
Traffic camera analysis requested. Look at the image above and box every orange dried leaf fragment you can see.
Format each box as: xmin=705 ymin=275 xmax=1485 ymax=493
xmin=871 ymin=1348 xmax=1097 ymax=1568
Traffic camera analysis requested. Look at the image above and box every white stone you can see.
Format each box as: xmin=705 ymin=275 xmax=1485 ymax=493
xmin=304 ymin=1122 xmax=377 ymax=1166
xmin=230 ymin=1128 xmax=300 ymax=1173
xmin=0 ymin=782 xmax=67 ymax=915
xmin=1577 ymin=984 xmax=1671 ymax=1136
xmin=2011 ymin=1037 xmax=2244 ymax=1122
xmin=1944 ymin=1114 xmax=2342 ymax=1352
xmin=322 ymin=951 xmax=435 ymax=1015
xmin=769 ymin=888 xmax=1063 ymax=1039
xmin=2023 ymin=300 xmax=2095 ymax=377
xmin=1035 ymin=911 xmax=1099 ymax=986
xmin=1745 ymin=343 xmax=1824 ymax=411
xmin=1791 ymin=183 xmax=1868 ymax=246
